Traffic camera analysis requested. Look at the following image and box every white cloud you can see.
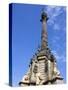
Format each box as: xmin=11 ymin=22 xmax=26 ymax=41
xmin=53 ymin=24 xmax=60 ymax=31
xmin=52 ymin=50 xmax=66 ymax=62
xmin=52 ymin=36 xmax=60 ymax=45
xmin=46 ymin=5 xmax=65 ymax=20
xmin=45 ymin=5 xmax=66 ymax=31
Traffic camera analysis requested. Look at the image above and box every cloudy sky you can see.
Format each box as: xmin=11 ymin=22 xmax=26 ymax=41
xmin=10 ymin=3 xmax=66 ymax=86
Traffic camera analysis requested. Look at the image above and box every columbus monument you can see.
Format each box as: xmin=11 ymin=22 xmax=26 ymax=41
xmin=19 ymin=9 xmax=64 ymax=86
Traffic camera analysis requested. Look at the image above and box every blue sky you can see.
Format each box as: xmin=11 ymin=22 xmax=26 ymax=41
xmin=11 ymin=3 xmax=66 ymax=86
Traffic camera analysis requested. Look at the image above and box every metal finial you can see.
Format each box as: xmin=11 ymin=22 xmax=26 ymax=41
xmin=40 ymin=8 xmax=49 ymax=22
